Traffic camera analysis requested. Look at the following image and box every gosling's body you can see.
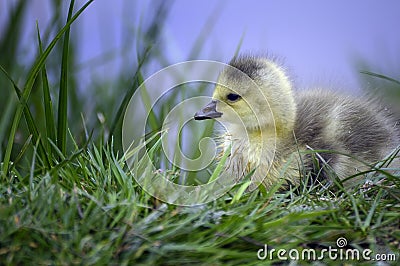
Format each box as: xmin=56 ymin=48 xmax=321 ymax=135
xmin=294 ymin=89 xmax=397 ymax=181
xmin=195 ymin=55 xmax=399 ymax=189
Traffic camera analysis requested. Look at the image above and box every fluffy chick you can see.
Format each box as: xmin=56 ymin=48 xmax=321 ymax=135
xmin=194 ymin=54 xmax=399 ymax=189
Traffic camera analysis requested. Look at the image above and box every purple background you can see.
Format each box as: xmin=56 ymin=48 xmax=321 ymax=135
xmin=1 ymin=0 xmax=399 ymax=92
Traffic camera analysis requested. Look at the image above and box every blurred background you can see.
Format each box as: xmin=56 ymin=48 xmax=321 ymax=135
xmin=1 ymin=0 xmax=399 ymax=179
xmin=2 ymin=0 xmax=399 ymax=88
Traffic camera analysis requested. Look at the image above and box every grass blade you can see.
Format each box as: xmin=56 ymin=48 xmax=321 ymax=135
xmin=107 ymin=46 xmax=151 ymax=144
xmin=57 ymin=0 xmax=75 ymax=155
xmin=360 ymin=71 xmax=400 ymax=86
xmin=138 ymin=71 xmax=159 ymax=132
xmin=362 ymin=189 xmax=382 ymax=231
xmin=0 ymin=94 xmax=16 ymax=161
xmin=37 ymin=23 xmax=56 ymax=154
xmin=208 ymin=144 xmax=231 ymax=183
xmin=11 ymin=135 xmax=32 ymax=171
xmin=0 ymin=0 xmax=27 ymax=70
xmin=0 ymin=65 xmax=51 ymax=169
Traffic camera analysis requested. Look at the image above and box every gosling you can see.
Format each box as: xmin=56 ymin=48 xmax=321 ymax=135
xmin=194 ymin=54 xmax=399 ymax=190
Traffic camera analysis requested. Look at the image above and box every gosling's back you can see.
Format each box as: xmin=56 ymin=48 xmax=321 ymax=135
xmin=293 ymin=89 xmax=399 ymax=180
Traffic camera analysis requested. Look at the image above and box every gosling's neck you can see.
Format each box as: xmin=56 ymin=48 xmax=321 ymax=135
xmin=227 ymin=123 xmax=278 ymax=148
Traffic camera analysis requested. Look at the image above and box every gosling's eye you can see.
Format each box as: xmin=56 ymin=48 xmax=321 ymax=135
xmin=226 ymin=93 xmax=241 ymax=102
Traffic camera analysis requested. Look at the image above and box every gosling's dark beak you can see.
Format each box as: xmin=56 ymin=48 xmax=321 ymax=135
xmin=194 ymin=100 xmax=222 ymax=120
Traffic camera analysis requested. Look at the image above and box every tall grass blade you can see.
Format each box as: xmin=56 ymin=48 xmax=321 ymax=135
xmin=360 ymin=71 xmax=400 ymax=86
xmin=11 ymin=135 xmax=32 ymax=172
xmin=57 ymin=0 xmax=75 ymax=155
xmin=0 ymin=65 xmax=50 ymax=169
xmin=37 ymin=23 xmax=56 ymax=155
xmin=187 ymin=3 xmax=222 ymax=60
xmin=14 ymin=87 xmax=51 ymax=169
xmin=0 ymin=0 xmax=27 ymax=70
xmin=208 ymin=144 xmax=231 ymax=183
xmin=138 ymin=71 xmax=159 ymax=132
xmin=107 ymin=46 xmax=151 ymax=144
xmin=0 ymin=94 xmax=15 ymax=161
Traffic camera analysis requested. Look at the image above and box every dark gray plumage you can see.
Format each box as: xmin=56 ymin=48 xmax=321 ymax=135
xmin=293 ymin=89 xmax=398 ymax=181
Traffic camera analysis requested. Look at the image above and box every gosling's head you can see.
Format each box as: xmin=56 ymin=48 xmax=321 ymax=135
xmin=195 ymin=55 xmax=296 ymax=136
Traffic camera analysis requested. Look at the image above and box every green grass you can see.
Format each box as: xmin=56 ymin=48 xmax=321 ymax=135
xmin=0 ymin=1 xmax=399 ymax=265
